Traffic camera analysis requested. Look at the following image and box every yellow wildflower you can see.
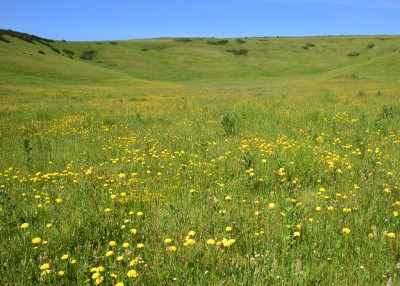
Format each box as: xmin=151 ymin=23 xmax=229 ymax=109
xmin=40 ymin=263 xmax=50 ymax=270
xmin=20 ymin=223 xmax=29 ymax=229
xmin=127 ymin=269 xmax=138 ymax=278
xmin=32 ymin=237 xmax=42 ymax=244
xmin=168 ymin=246 xmax=177 ymax=252
xmin=342 ymin=228 xmax=351 ymax=234
xmin=206 ymin=239 xmax=216 ymax=245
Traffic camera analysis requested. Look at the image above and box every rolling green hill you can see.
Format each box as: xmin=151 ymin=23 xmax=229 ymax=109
xmin=1 ymin=29 xmax=399 ymax=89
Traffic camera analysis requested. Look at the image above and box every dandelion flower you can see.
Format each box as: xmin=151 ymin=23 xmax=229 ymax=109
xmin=164 ymin=238 xmax=172 ymax=244
xmin=225 ymin=226 xmax=233 ymax=232
xmin=61 ymin=254 xmax=69 ymax=260
xmin=136 ymin=243 xmax=144 ymax=249
xmin=95 ymin=276 xmax=104 ymax=285
xmin=58 ymin=271 xmax=65 ymax=276
xmin=130 ymin=228 xmax=137 ymax=235
xmin=117 ymin=256 xmax=124 ymax=261
xmin=122 ymin=242 xmax=130 ymax=248
xmin=342 ymin=228 xmax=351 ymax=234
xmin=116 ymin=283 xmax=124 ymax=286
xmin=188 ymin=231 xmax=195 ymax=237
xmin=46 ymin=223 xmax=53 ymax=228
xmin=168 ymin=246 xmax=177 ymax=252
xmin=393 ymin=211 xmax=399 ymax=217
xmin=293 ymin=232 xmax=301 ymax=238
xmin=40 ymin=263 xmax=50 ymax=270
xmin=109 ymin=241 xmax=117 ymax=247
xmin=41 ymin=269 xmax=51 ymax=275
xmin=32 ymin=237 xmax=42 ymax=244
xmin=183 ymin=239 xmax=195 ymax=246
xmin=129 ymin=259 xmax=139 ymax=266
xmin=268 ymin=203 xmax=276 ymax=209
xmin=127 ymin=269 xmax=139 ymax=278
xmin=206 ymin=239 xmax=216 ymax=245
xmin=224 ymin=196 xmax=232 ymax=201
xmin=222 ymin=238 xmax=236 ymax=247
xmin=20 ymin=223 xmax=29 ymax=229
xmin=55 ymin=198 xmax=63 ymax=203
xmin=137 ymin=212 xmax=144 ymax=217
xmin=106 ymin=250 xmax=114 ymax=257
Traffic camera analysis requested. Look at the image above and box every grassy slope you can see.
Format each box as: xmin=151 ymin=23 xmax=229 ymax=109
xmin=1 ymin=34 xmax=400 ymax=88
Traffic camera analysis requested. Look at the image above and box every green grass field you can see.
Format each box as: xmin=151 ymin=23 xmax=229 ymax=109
xmin=1 ymin=30 xmax=400 ymax=285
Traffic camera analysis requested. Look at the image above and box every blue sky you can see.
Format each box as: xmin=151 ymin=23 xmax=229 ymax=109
xmin=2 ymin=0 xmax=400 ymax=41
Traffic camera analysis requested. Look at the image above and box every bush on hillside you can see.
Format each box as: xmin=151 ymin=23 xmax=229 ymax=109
xmin=0 ymin=34 xmax=10 ymax=43
xmin=207 ymin=39 xmax=229 ymax=45
xmin=236 ymin=38 xmax=246 ymax=44
xmin=80 ymin=50 xmax=96 ymax=60
xmin=367 ymin=43 xmax=375 ymax=49
xmin=347 ymin=51 xmax=360 ymax=57
xmin=226 ymin=49 xmax=249 ymax=56
xmin=303 ymin=42 xmax=315 ymax=49
xmin=62 ymin=49 xmax=74 ymax=56
xmin=175 ymin=38 xmax=192 ymax=43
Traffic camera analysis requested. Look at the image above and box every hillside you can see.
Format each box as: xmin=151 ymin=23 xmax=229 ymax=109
xmin=1 ymin=29 xmax=400 ymax=89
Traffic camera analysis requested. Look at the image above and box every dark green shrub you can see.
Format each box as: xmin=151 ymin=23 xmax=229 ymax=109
xmin=236 ymin=38 xmax=246 ymax=44
xmin=38 ymin=50 xmax=46 ymax=54
xmin=80 ymin=50 xmax=96 ymax=60
xmin=221 ymin=112 xmax=238 ymax=135
xmin=0 ymin=34 xmax=9 ymax=43
xmin=207 ymin=39 xmax=229 ymax=45
xmin=62 ymin=49 xmax=74 ymax=56
xmin=367 ymin=43 xmax=375 ymax=49
xmin=226 ymin=49 xmax=249 ymax=56
xmin=347 ymin=51 xmax=360 ymax=57
xmin=175 ymin=38 xmax=192 ymax=43
xmin=110 ymin=42 xmax=118 ymax=45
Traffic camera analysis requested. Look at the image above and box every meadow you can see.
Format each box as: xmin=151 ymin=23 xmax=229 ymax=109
xmin=0 ymin=30 xmax=400 ymax=285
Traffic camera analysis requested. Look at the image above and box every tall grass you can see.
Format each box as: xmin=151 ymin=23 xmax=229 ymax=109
xmin=1 ymin=81 xmax=399 ymax=285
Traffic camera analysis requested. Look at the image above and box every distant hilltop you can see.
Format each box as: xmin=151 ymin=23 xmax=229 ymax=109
xmin=0 ymin=29 xmax=54 ymax=44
